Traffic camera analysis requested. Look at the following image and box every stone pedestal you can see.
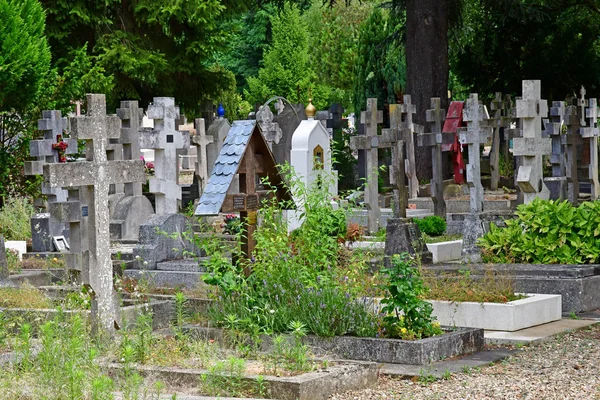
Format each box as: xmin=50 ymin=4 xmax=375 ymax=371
xmin=384 ymin=218 xmax=432 ymax=266
xmin=461 ymin=213 xmax=489 ymax=262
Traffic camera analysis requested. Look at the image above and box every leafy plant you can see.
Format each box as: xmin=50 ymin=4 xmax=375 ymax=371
xmin=414 ymin=216 xmax=446 ymax=237
xmin=479 ymin=199 xmax=600 ymax=264
xmin=0 ymin=195 xmax=36 ymax=240
xmin=379 ymin=253 xmax=442 ymax=340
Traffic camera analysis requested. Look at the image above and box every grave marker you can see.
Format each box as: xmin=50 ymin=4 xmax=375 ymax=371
xmin=350 ymin=98 xmax=383 ymax=234
xmin=544 ymin=101 xmax=567 ymax=200
xmin=580 ymin=98 xmax=600 ymax=200
xmin=139 ymin=97 xmax=190 ymax=214
xmin=513 ymin=80 xmax=551 ymax=203
xmin=418 ymin=98 xmax=453 ymax=217
xmin=383 ymin=104 xmax=406 ymax=218
xmin=459 ymin=94 xmax=492 ymax=261
xmin=195 ymin=121 xmax=292 ymax=271
xmin=564 ymin=99 xmax=582 ymax=204
xmin=44 ymin=94 xmax=145 ymax=334
xmin=191 ymin=118 xmax=214 ymax=193
xmin=489 ymin=93 xmax=513 ymax=191
xmin=399 ymin=95 xmax=421 ymax=199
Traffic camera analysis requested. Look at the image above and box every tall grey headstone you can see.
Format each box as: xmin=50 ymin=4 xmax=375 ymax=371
xmin=206 ymin=117 xmax=232 ymax=176
xmin=257 ymin=105 xmax=283 ymax=148
xmin=140 ymin=97 xmax=190 ymax=214
xmin=191 ymin=118 xmax=214 ymax=194
xmin=399 ymin=96 xmax=421 ymax=199
xmin=44 ymin=94 xmax=145 ymax=334
xmin=513 ymin=80 xmax=551 ymax=204
xmin=564 ymin=99 xmax=582 ymax=204
xmin=272 ymin=103 xmax=305 ymax=166
xmin=459 ymin=94 xmax=492 ymax=261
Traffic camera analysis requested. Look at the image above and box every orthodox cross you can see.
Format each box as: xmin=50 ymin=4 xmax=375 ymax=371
xmin=580 ymin=98 xmax=600 ymax=200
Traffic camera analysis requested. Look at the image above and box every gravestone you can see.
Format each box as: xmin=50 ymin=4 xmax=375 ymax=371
xmin=50 ymin=190 xmax=87 ymax=273
xmin=0 ymin=235 xmax=15 ymax=287
xmin=544 ymin=101 xmax=567 ymax=200
xmin=257 ymin=105 xmax=283 ymax=148
xmin=25 ymin=110 xmax=78 ymax=252
xmin=458 ymin=94 xmax=492 ymax=261
xmin=139 ymin=97 xmax=190 ymax=214
xmin=206 ymin=110 xmax=232 ymax=176
xmin=443 ymin=101 xmax=467 ymax=184
xmin=513 ymin=80 xmax=551 ymax=203
xmin=350 ymin=98 xmax=383 ymax=234
xmin=195 ymin=120 xmax=292 ymax=272
xmin=289 ymin=101 xmax=337 ymax=231
xmin=489 ymin=93 xmax=513 ymax=191
xmin=191 ymin=118 xmax=214 ymax=195
xmin=111 ymin=100 xmax=154 ymax=240
xmin=44 ymin=93 xmax=145 ymax=334
xmin=564 ymin=98 xmax=582 ymax=204
xmin=418 ymin=98 xmax=453 ymax=217
xmin=272 ymin=103 xmax=305 ymax=167
xmin=383 ymin=103 xmax=432 ymax=264
xmin=580 ymin=97 xmax=600 ymax=200
xmin=399 ymin=96 xmax=421 ymax=199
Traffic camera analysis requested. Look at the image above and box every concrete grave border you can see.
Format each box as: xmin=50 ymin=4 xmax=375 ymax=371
xmin=429 ymin=293 xmax=562 ymax=331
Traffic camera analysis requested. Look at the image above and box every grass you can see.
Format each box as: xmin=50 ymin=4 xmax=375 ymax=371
xmin=422 ymin=267 xmax=526 ymax=303
xmin=0 ymin=286 xmax=53 ymax=309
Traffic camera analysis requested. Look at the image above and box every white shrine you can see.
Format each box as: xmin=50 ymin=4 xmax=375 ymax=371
xmin=288 ymin=99 xmax=338 ymax=231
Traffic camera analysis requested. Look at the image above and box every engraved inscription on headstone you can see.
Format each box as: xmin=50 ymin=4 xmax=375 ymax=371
xmin=233 ymin=195 xmax=246 ymax=211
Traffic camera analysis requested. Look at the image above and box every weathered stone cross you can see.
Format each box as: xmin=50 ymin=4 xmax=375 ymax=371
xmin=489 ymin=93 xmax=513 ymax=191
xmin=399 ymin=95 xmax=421 ymax=199
xmin=418 ymin=98 xmax=453 ymax=217
xmin=459 ymin=94 xmax=492 ymax=213
xmin=580 ymin=97 xmax=600 ymax=200
xmin=140 ymin=97 xmax=190 ymax=214
xmin=350 ymin=98 xmax=383 ymax=234
xmin=564 ymin=99 xmax=582 ymax=204
xmin=513 ymin=80 xmax=551 ymax=204
xmin=44 ymin=94 xmax=145 ymax=334
xmin=191 ymin=117 xmax=214 ymax=193
xmin=25 ymin=110 xmax=78 ymax=203
xmin=383 ymin=104 xmax=406 ymax=218
xmin=117 ymin=101 xmax=144 ymax=197
xmin=544 ymin=101 xmax=567 ymax=200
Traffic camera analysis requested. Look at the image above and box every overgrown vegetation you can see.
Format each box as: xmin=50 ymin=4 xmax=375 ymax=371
xmin=0 ymin=195 xmax=36 ymax=240
xmin=414 ymin=216 xmax=447 ymax=237
xmin=479 ymin=198 xmax=600 ymax=264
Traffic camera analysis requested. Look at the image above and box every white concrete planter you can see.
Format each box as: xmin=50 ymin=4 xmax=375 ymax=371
xmin=429 ymin=294 xmax=562 ymax=331
xmin=426 ymin=240 xmax=463 ymax=263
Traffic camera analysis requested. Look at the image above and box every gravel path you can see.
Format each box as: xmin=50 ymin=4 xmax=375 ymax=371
xmin=330 ymin=323 xmax=600 ymax=400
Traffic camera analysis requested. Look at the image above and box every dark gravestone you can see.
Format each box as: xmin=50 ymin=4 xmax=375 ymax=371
xmin=384 ymin=219 xmax=432 ymax=265
xmin=272 ymin=104 xmax=305 ymax=166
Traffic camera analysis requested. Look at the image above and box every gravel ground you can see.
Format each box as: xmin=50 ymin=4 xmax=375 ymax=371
xmin=330 ymin=323 xmax=600 ymax=400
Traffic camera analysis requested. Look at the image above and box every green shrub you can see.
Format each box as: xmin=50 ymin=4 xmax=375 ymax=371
xmin=414 ymin=215 xmax=446 ymax=236
xmin=479 ymin=198 xmax=600 ymax=264
xmin=0 ymin=195 xmax=35 ymax=240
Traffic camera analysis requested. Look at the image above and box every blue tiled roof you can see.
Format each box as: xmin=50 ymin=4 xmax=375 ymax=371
xmin=195 ymin=120 xmax=256 ymax=215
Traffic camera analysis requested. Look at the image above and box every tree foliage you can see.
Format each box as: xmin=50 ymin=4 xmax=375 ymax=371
xmin=0 ymin=0 xmax=51 ymax=111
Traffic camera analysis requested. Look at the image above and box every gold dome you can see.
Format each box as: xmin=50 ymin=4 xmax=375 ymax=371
xmin=305 ymin=98 xmax=316 ymax=118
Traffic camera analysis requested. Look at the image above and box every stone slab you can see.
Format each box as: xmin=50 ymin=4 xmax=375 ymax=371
xmin=347 ymin=208 xmax=434 ymax=230
xmin=423 ymin=263 xmax=600 ymax=312
xmin=105 ymin=359 xmax=378 ymax=400
xmin=484 ymin=318 xmax=596 ymax=345
xmin=426 ymin=240 xmax=463 ymax=263
xmin=156 ymin=259 xmax=208 ymax=272
xmin=380 ymin=348 xmax=518 ymax=377
xmin=409 ymin=197 xmax=516 ymax=214
xmin=446 ymin=211 xmax=515 ymax=235
xmin=429 ymin=294 xmax=562 ymax=331
xmin=124 ymin=269 xmax=208 ymax=290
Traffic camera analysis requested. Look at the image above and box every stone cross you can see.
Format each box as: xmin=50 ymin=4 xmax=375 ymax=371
xmin=579 ymin=86 xmax=587 ymax=127
xmin=117 ymin=101 xmax=144 ymax=197
xmin=544 ymin=101 xmax=567 ymax=200
xmin=191 ymin=118 xmax=214 ymax=193
xmin=418 ymin=98 xmax=453 ymax=217
xmin=350 ymin=98 xmax=383 ymax=234
xmin=399 ymin=95 xmax=421 ymax=199
xmin=580 ymin=98 xmax=600 ymax=200
xmin=459 ymin=94 xmax=492 ymax=213
xmin=49 ymin=191 xmax=87 ymax=273
xmin=43 ymin=94 xmax=145 ymax=334
xmin=257 ymin=105 xmax=283 ymax=148
xmin=563 ymin=99 xmax=582 ymax=204
xmin=384 ymin=104 xmax=407 ymax=218
xmin=25 ymin=110 xmax=78 ymax=204
xmin=489 ymin=93 xmax=513 ymax=191
xmin=514 ymin=80 xmax=551 ymax=204
xmin=140 ymin=97 xmax=190 ymax=214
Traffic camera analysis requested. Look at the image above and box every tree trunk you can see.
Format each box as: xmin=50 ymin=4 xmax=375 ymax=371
xmin=405 ymin=0 xmax=449 ymax=182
